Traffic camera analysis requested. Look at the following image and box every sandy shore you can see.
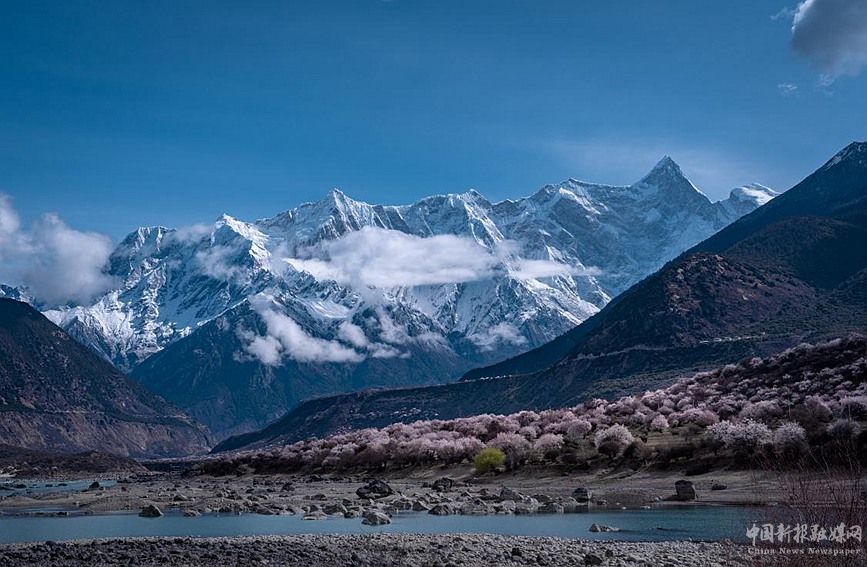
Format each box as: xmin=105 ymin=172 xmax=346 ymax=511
xmin=0 ymin=533 xmax=751 ymax=566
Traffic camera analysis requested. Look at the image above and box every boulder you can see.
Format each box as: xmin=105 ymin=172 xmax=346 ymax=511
xmin=561 ymin=498 xmax=585 ymax=514
xmin=572 ymin=487 xmax=593 ymax=503
xmin=711 ymin=483 xmax=728 ymax=491
xmin=412 ymin=500 xmax=431 ymax=512
xmin=589 ymin=523 xmax=619 ymax=533
xmin=182 ymin=510 xmax=201 ymax=517
xmin=459 ymin=499 xmax=491 ymax=516
xmin=537 ymin=501 xmax=565 ymax=514
xmin=88 ymin=481 xmax=101 ymax=491
xmin=584 ymin=553 xmax=604 ymax=565
xmin=324 ymin=503 xmax=348 ymax=515
xmin=361 ymin=510 xmax=392 ymax=526
xmin=138 ymin=505 xmax=163 ymax=518
xmin=302 ymin=511 xmax=327 ymax=520
xmin=674 ymin=480 xmax=697 ymax=501
xmin=498 ymin=487 xmax=524 ymax=501
xmin=428 ymin=504 xmax=453 ymax=516
xmin=431 ymin=477 xmax=455 ymax=492
xmin=356 ymin=480 xmax=395 ymax=500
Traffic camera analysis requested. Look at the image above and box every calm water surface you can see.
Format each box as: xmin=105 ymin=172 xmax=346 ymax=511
xmin=0 ymin=505 xmax=757 ymax=545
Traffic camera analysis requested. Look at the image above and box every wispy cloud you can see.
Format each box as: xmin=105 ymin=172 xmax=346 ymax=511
xmin=0 ymin=194 xmax=117 ymax=305
xmin=240 ymin=295 xmax=364 ymax=365
xmin=790 ymin=0 xmax=867 ymax=84
xmin=282 ymin=227 xmax=592 ymax=297
xmin=778 ymin=82 xmax=800 ymax=96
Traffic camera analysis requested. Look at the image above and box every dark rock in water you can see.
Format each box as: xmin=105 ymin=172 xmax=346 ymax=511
xmin=572 ymin=487 xmax=592 ymax=503
xmin=412 ymin=500 xmax=430 ymax=512
xmin=432 ymin=477 xmax=455 ymax=492
xmin=139 ymin=505 xmax=163 ymax=518
xmin=538 ymin=502 xmax=564 ymax=514
xmin=88 ymin=481 xmax=101 ymax=490
xmin=589 ymin=523 xmax=619 ymax=533
xmin=711 ymin=483 xmax=727 ymax=491
xmin=674 ymin=480 xmax=697 ymax=501
xmin=361 ymin=511 xmax=391 ymax=526
xmin=428 ymin=504 xmax=453 ymax=516
xmin=183 ymin=510 xmax=201 ymax=517
xmin=356 ymin=480 xmax=394 ymax=500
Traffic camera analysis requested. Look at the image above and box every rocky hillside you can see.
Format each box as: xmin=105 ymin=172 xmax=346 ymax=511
xmin=0 ymin=299 xmax=211 ymax=457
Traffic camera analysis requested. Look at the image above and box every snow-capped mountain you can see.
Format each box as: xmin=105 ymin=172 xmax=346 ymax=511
xmin=40 ymin=158 xmax=775 ymax=437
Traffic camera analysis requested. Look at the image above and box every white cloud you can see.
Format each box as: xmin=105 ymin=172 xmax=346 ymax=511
xmin=283 ymin=227 xmax=598 ymax=296
xmin=0 ymin=195 xmax=116 ymax=305
xmin=469 ymin=322 xmax=528 ymax=352
xmin=338 ymin=321 xmax=370 ymax=349
xmin=242 ymin=295 xmax=364 ymax=365
xmin=285 ymin=227 xmax=497 ymax=290
xmin=791 ymin=0 xmax=867 ymax=83
xmin=167 ymin=223 xmax=212 ymax=244
xmin=195 ymin=245 xmax=242 ymax=281
xmin=777 ymin=82 xmax=799 ymax=96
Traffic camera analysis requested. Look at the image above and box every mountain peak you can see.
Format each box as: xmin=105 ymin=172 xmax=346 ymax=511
xmin=634 ymin=155 xmax=706 ymax=200
xmin=727 ymin=184 xmax=778 ymax=207
xmin=824 ymin=141 xmax=867 ymax=170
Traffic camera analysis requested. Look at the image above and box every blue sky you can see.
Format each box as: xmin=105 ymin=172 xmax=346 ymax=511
xmin=1 ymin=0 xmax=866 ymax=238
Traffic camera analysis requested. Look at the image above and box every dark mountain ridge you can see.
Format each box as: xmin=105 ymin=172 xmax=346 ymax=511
xmin=0 ymin=299 xmax=211 ymax=458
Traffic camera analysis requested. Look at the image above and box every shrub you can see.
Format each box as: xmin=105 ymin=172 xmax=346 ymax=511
xmin=650 ymin=415 xmax=670 ymax=431
xmin=827 ymin=419 xmax=862 ymax=440
xmin=565 ymin=419 xmax=592 ymax=442
xmin=533 ymin=433 xmax=564 ymax=460
xmin=773 ymin=421 xmax=807 ymax=458
xmin=593 ymin=424 xmax=634 ymax=458
xmin=474 ymin=447 xmax=505 ymax=474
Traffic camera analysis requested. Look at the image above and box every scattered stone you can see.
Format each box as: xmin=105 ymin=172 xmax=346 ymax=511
xmin=356 ymin=480 xmax=394 ymax=500
xmin=432 ymin=477 xmax=455 ymax=492
xmin=710 ymin=483 xmax=727 ymax=491
xmin=498 ymin=487 xmax=523 ymax=501
xmin=361 ymin=510 xmax=392 ymax=525
xmin=584 ymin=552 xmax=605 ymax=565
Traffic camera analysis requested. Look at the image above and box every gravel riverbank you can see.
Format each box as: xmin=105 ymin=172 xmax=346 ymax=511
xmin=0 ymin=533 xmax=751 ymax=566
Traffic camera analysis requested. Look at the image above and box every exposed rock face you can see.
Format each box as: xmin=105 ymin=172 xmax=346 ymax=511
xmin=0 ymin=299 xmax=211 ymax=458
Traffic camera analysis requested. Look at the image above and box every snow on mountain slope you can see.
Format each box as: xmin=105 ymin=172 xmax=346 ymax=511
xmin=44 ymin=158 xmax=773 ymax=379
